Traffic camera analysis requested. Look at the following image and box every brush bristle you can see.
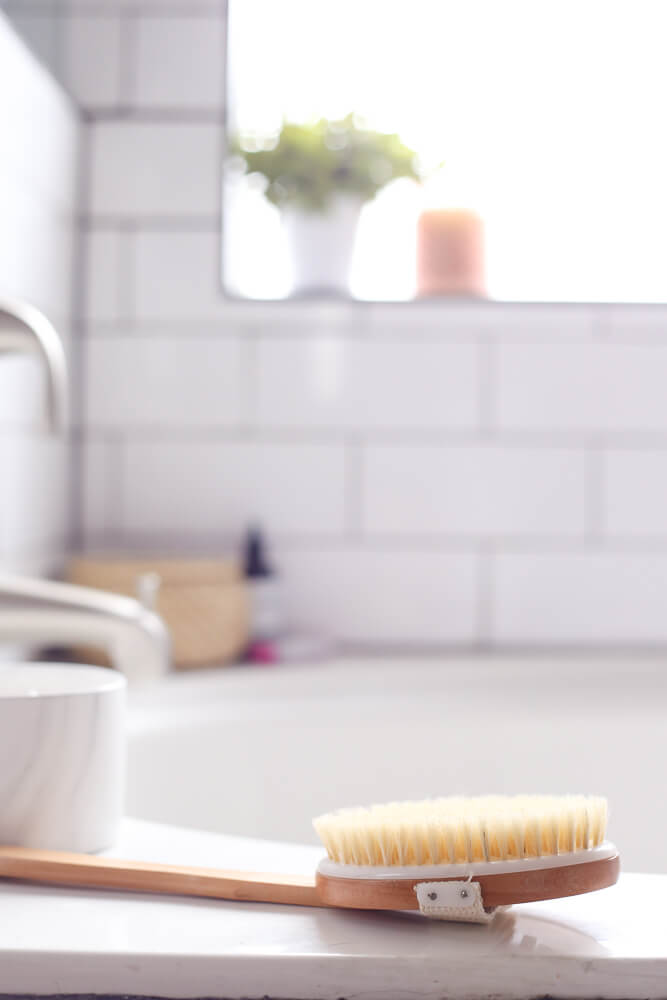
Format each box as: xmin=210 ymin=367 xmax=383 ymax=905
xmin=313 ymin=795 xmax=608 ymax=866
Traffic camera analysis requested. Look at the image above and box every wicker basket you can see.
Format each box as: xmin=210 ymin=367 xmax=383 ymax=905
xmin=66 ymin=556 xmax=249 ymax=669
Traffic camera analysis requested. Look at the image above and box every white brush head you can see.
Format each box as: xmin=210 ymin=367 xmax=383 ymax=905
xmin=313 ymin=794 xmax=608 ymax=867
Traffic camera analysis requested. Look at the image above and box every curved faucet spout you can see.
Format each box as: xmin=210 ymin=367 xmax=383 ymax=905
xmin=0 ymin=296 xmax=68 ymax=434
xmin=0 ymin=575 xmax=171 ymax=683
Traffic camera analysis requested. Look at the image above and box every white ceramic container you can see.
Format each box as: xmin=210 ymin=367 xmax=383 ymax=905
xmin=0 ymin=663 xmax=126 ymax=852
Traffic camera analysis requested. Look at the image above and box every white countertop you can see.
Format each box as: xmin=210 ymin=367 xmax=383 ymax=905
xmin=1 ymin=818 xmax=666 ymax=1000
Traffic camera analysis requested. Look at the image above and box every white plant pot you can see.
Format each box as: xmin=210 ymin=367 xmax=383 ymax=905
xmin=282 ymin=194 xmax=363 ymax=296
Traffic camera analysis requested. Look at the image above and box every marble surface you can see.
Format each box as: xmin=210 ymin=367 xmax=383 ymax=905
xmin=1 ymin=818 xmax=667 ymax=999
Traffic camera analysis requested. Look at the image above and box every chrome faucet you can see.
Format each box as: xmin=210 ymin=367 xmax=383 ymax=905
xmin=0 ymin=297 xmax=170 ymax=681
xmin=0 ymin=295 xmax=68 ymax=433
xmin=0 ymin=575 xmax=171 ymax=683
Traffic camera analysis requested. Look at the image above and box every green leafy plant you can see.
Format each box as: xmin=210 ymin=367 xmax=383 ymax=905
xmin=232 ymin=114 xmax=420 ymax=213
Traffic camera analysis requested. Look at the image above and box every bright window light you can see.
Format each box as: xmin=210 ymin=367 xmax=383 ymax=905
xmin=224 ymin=0 xmax=667 ymax=302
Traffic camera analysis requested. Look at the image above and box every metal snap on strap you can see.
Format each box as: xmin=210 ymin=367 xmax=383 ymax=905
xmin=414 ymin=880 xmax=497 ymax=924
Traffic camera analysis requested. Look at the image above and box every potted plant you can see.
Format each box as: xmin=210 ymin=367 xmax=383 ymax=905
xmin=232 ymin=114 xmax=420 ymax=295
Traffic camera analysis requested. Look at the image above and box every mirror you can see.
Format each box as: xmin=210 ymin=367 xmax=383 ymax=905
xmin=223 ymin=0 xmax=667 ymax=303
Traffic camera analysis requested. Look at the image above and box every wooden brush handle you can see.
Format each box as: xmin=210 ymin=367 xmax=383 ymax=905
xmin=0 ymin=846 xmax=322 ymax=907
xmin=0 ymin=846 xmax=621 ymax=914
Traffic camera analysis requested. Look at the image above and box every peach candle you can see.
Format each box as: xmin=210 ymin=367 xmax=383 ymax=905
xmin=416 ymin=208 xmax=486 ymax=297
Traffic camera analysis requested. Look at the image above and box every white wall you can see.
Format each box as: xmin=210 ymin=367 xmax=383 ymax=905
xmin=52 ymin=1 xmax=667 ymax=646
xmin=0 ymin=12 xmax=79 ymax=576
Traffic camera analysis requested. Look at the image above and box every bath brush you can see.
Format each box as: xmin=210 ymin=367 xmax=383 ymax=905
xmin=0 ymin=794 xmax=619 ymax=923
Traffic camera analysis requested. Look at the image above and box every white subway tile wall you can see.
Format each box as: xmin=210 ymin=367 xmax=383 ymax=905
xmin=85 ymin=337 xmax=245 ymax=428
xmin=90 ymin=122 xmax=221 ymax=217
xmin=80 ymin=435 xmax=120 ymax=545
xmin=493 ymin=553 xmax=667 ymax=643
xmin=63 ymin=14 xmax=122 ymax=109
xmin=122 ymin=440 xmax=347 ymax=539
xmin=497 ymin=343 xmax=667 ymax=430
xmin=133 ymin=230 xmax=226 ymax=321
xmin=0 ymin=11 xmax=79 ymax=576
xmin=255 ymin=340 xmax=480 ymax=429
xmin=82 ymin=229 xmax=130 ymax=323
xmin=57 ymin=2 xmax=667 ymax=645
xmin=277 ymin=549 xmax=480 ymax=643
xmin=133 ymin=15 xmax=225 ymax=108
xmin=603 ymin=451 xmax=667 ymax=536
xmin=362 ymin=446 xmax=587 ymax=537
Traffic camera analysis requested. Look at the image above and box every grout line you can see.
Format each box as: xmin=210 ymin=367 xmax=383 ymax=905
xmin=79 ymin=431 xmax=119 ymax=551
xmin=123 ymin=3 xmax=226 ymax=14
xmin=107 ymin=431 xmax=126 ymax=540
xmin=238 ymin=335 xmax=258 ymax=430
xmin=118 ymin=5 xmax=136 ymax=109
xmin=69 ymin=314 xmax=667 ymax=348
xmin=591 ymin=305 xmax=612 ymax=339
xmin=66 ymin=424 xmax=667 ymax=449
xmin=64 ymin=2 xmax=225 ymax=14
xmin=121 ymin=228 xmax=136 ymax=322
xmin=219 ymin=0 xmax=228 ymax=107
xmin=83 ymin=107 xmax=226 ymax=122
xmin=217 ymin=4 xmax=229 ymax=295
xmin=477 ymin=340 xmax=496 ymax=435
xmin=56 ymin=278 xmax=667 ymax=347
xmin=475 ymin=544 xmax=495 ymax=645
xmin=84 ymin=324 xmax=251 ymax=341
xmin=358 ymin=429 xmax=667 ymax=447
xmin=81 ymin=214 xmax=222 ymax=230
xmin=68 ymin=123 xmax=93 ymax=552
xmin=343 ymin=435 xmax=364 ymax=540
xmin=53 ymin=0 xmax=67 ymax=88
xmin=56 ymin=517 xmax=667 ymax=557
xmin=585 ymin=447 xmax=605 ymax=545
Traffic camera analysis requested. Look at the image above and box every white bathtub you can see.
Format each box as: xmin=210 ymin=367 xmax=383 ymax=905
xmin=126 ymin=655 xmax=667 ymax=874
